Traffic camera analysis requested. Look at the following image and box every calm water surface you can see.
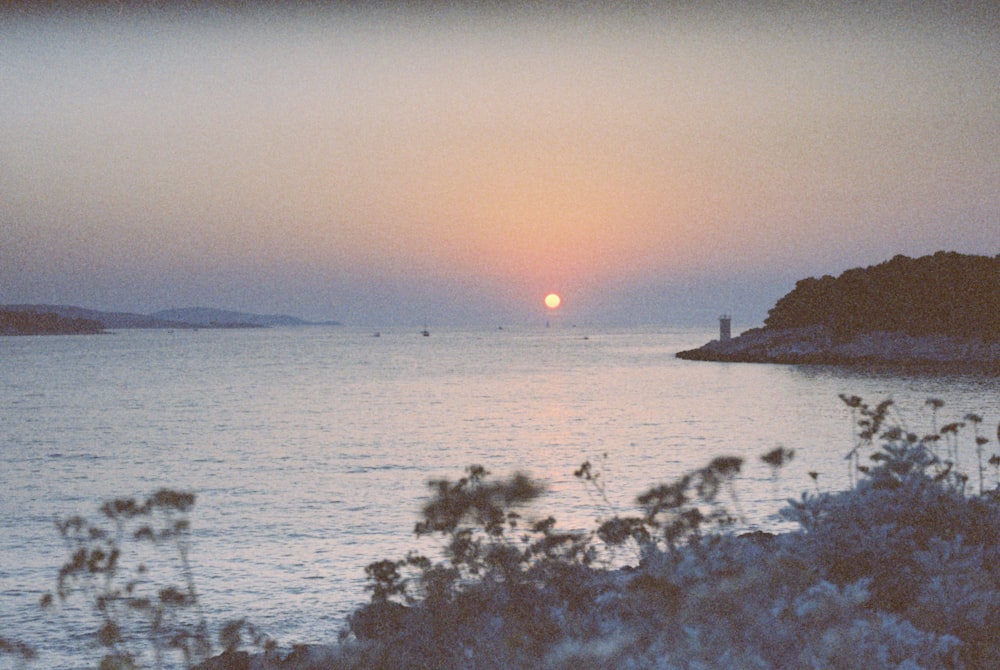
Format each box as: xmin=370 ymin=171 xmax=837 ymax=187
xmin=3 ymin=325 xmax=999 ymax=668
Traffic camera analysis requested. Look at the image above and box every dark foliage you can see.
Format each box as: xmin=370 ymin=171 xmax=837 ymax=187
xmin=763 ymin=252 xmax=1000 ymax=341
xmin=342 ymin=397 xmax=999 ymax=668
xmin=783 ymin=396 xmax=1000 ymax=667
xmin=0 ymin=633 xmax=35 ymax=662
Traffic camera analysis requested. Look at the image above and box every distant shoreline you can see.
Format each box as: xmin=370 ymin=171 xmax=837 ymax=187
xmin=0 ymin=304 xmax=341 ymax=335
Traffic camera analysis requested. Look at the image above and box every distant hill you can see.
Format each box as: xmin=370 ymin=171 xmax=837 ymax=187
xmin=1 ymin=305 xmax=186 ymax=330
xmin=0 ymin=304 xmax=340 ymax=334
xmin=677 ymin=252 xmax=1000 ymax=367
xmin=150 ymin=307 xmax=337 ymax=328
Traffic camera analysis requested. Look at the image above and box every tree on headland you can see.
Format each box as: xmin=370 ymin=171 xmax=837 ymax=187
xmin=763 ymin=252 xmax=1000 ymax=341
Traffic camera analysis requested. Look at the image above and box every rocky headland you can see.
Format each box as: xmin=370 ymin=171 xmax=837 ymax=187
xmin=678 ymin=251 xmax=1000 ymax=368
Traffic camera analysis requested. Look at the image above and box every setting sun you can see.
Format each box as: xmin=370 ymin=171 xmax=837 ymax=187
xmin=544 ymin=293 xmax=561 ymax=309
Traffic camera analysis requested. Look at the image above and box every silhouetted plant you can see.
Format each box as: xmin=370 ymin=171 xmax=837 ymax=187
xmin=574 ymin=456 xmax=651 ymax=564
xmin=45 ymin=489 xmax=275 ymax=670
xmin=838 ymin=394 xmax=956 ymax=487
xmin=347 ymin=454 xmax=765 ymax=668
xmin=0 ymin=632 xmax=35 ymax=667
xmin=990 ymin=453 xmax=1000 ymax=490
xmin=965 ymin=413 xmax=990 ymax=494
xmin=575 ymin=453 xmax=749 ymax=564
xmin=201 ymin=619 xmax=278 ymax=670
xmin=807 ymin=470 xmax=821 ymax=492
xmin=349 ymin=465 xmax=600 ymax=667
xmin=839 ymin=393 xmax=867 ymax=486
xmin=635 ymin=456 xmax=744 ymax=551
xmin=761 ymin=446 xmax=795 ymax=471
xmin=45 ymin=489 xmax=205 ymax=669
xmin=926 ymin=397 xmax=944 ymax=434
xmin=573 ymin=454 xmax=619 ymax=515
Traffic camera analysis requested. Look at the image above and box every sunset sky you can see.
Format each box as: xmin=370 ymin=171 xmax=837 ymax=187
xmin=2 ymin=2 xmax=998 ymax=327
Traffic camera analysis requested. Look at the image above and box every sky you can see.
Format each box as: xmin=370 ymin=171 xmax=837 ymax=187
xmin=2 ymin=2 xmax=998 ymax=327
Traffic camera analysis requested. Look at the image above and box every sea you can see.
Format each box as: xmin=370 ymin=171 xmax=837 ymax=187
xmin=3 ymin=324 xmax=1000 ymax=668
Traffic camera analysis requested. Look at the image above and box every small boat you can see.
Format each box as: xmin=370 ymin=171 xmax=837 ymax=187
xmin=421 ymin=327 xmax=430 ymax=337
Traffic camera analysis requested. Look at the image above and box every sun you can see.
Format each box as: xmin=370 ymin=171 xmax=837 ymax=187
xmin=544 ymin=293 xmax=561 ymax=309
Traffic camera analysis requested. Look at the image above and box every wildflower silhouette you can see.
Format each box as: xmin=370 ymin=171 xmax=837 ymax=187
xmin=45 ymin=489 xmax=276 ymax=670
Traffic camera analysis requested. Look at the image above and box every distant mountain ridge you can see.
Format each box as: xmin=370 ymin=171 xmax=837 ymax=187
xmin=0 ymin=304 xmax=340 ymax=334
xmin=150 ymin=307 xmax=336 ymax=328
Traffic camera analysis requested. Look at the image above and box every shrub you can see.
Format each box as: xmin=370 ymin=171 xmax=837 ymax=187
xmin=345 ymin=397 xmax=998 ymax=668
xmin=782 ymin=396 xmax=1000 ymax=667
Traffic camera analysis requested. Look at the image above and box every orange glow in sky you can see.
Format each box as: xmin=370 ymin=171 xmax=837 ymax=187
xmin=1 ymin=4 xmax=997 ymax=326
xmin=544 ymin=293 xmax=561 ymax=310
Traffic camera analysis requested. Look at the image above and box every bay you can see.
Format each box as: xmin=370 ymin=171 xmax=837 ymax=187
xmin=3 ymin=325 xmax=999 ymax=668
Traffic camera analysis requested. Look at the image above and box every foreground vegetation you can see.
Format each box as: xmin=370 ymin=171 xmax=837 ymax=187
xmin=9 ymin=397 xmax=1000 ymax=668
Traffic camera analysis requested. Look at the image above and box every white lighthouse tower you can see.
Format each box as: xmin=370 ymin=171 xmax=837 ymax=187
xmin=719 ymin=314 xmax=732 ymax=342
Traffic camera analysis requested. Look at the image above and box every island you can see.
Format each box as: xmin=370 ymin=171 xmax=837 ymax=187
xmin=149 ymin=307 xmax=341 ymax=328
xmin=0 ymin=305 xmax=341 ymax=335
xmin=677 ymin=251 xmax=1000 ymax=368
xmin=0 ymin=309 xmax=105 ymax=336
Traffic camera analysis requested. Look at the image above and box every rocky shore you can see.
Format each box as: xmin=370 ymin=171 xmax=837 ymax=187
xmin=677 ymin=325 xmax=1000 ymax=369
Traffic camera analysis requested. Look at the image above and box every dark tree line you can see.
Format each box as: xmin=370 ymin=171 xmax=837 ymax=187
xmin=0 ymin=310 xmax=104 ymax=335
xmin=764 ymin=252 xmax=1000 ymax=341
